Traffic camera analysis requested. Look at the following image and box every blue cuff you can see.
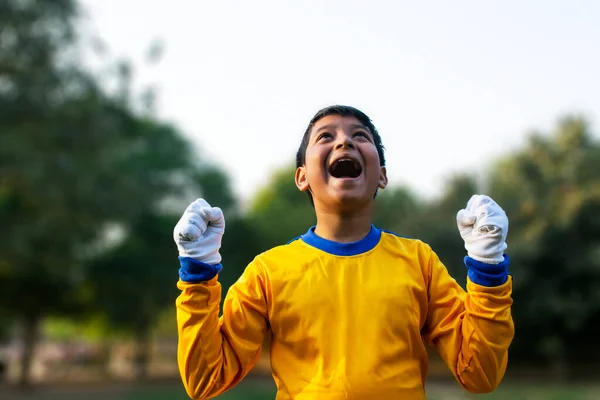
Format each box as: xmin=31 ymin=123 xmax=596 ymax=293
xmin=179 ymin=256 xmax=223 ymax=283
xmin=464 ymin=255 xmax=509 ymax=287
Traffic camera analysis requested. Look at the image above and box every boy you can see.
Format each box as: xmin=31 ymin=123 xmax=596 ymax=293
xmin=174 ymin=105 xmax=514 ymax=399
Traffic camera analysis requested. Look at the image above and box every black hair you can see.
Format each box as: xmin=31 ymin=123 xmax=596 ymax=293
xmin=295 ymin=105 xmax=386 ymax=205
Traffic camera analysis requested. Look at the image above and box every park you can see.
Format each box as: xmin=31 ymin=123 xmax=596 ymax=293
xmin=1 ymin=0 xmax=599 ymax=399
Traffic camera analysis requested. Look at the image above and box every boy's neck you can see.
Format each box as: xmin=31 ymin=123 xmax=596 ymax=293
xmin=313 ymin=206 xmax=373 ymax=243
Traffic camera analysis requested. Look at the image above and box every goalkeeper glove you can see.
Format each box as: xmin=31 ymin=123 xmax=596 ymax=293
xmin=173 ymin=198 xmax=225 ymax=265
xmin=457 ymin=194 xmax=508 ymax=265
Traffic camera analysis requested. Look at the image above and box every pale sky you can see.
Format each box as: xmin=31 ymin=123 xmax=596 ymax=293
xmin=78 ymin=0 xmax=600 ymax=204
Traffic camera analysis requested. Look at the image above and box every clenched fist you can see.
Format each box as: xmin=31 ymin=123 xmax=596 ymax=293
xmin=457 ymin=195 xmax=508 ymax=264
xmin=173 ymin=198 xmax=225 ymax=265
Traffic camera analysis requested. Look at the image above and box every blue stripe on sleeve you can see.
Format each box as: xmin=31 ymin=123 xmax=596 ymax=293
xmin=178 ymin=256 xmax=223 ymax=283
xmin=464 ymin=255 xmax=509 ymax=287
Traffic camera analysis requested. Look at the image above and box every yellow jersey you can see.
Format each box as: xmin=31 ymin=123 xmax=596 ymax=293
xmin=176 ymin=226 xmax=514 ymax=399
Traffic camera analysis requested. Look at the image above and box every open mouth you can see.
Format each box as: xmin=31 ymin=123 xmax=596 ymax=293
xmin=328 ymin=158 xmax=363 ymax=179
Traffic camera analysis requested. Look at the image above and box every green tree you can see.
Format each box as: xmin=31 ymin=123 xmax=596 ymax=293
xmin=488 ymin=116 xmax=600 ymax=371
xmin=87 ymin=158 xmax=243 ymax=380
xmin=248 ymin=164 xmax=316 ymax=252
xmin=416 ymin=175 xmax=479 ymax=280
xmin=372 ymin=185 xmax=421 ymax=233
xmin=0 ymin=0 xmax=202 ymax=385
xmin=88 ymin=212 xmax=179 ymax=380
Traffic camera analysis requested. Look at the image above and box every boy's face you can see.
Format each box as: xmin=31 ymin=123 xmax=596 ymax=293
xmin=295 ymin=114 xmax=388 ymax=211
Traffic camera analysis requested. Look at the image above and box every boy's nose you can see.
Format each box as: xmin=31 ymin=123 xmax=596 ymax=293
xmin=334 ymin=135 xmax=355 ymax=150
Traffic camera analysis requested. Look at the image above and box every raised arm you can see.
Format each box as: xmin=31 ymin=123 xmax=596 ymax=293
xmin=422 ymin=195 xmax=515 ymax=393
xmin=174 ymin=199 xmax=269 ymax=399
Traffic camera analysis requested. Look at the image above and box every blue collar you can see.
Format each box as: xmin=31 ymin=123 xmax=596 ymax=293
xmin=300 ymin=225 xmax=381 ymax=256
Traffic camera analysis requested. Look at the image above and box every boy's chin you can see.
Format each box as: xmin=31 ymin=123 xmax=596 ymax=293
xmin=324 ymin=188 xmax=375 ymax=210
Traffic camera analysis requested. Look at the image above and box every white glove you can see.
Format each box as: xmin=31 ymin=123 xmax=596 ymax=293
xmin=457 ymin=194 xmax=508 ymax=264
xmin=173 ymin=198 xmax=225 ymax=265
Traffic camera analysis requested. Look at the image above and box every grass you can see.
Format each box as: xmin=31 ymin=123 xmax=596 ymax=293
xmin=1 ymin=380 xmax=276 ymax=400
xmin=4 ymin=379 xmax=599 ymax=400
xmin=122 ymin=381 xmax=276 ymax=400
xmin=457 ymin=382 xmax=599 ymax=400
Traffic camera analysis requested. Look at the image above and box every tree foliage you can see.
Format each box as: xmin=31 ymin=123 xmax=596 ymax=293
xmin=248 ymin=164 xmax=316 ymax=252
xmin=2 ymin=0 xmax=599 ymax=384
xmin=488 ymin=117 xmax=600 ymax=365
xmin=0 ymin=0 xmax=220 ymax=384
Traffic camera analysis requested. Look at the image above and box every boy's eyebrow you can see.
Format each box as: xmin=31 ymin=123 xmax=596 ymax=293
xmin=348 ymin=123 xmax=370 ymax=132
xmin=315 ymin=123 xmax=370 ymax=133
xmin=315 ymin=124 xmax=336 ymax=133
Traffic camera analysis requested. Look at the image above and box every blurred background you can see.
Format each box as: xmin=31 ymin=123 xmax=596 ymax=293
xmin=1 ymin=0 xmax=599 ymax=399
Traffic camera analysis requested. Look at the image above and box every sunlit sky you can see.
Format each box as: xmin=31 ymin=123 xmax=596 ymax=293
xmin=79 ymin=0 xmax=600 ymax=204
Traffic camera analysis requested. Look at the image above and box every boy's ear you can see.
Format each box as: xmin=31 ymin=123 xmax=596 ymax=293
xmin=378 ymin=166 xmax=389 ymax=190
xmin=295 ymin=166 xmax=310 ymax=192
